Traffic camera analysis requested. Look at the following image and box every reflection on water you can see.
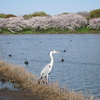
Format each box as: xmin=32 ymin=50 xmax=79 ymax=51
xmin=0 ymin=34 xmax=100 ymax=98
xmin=0 ymin=81 xmax=18 ymax=90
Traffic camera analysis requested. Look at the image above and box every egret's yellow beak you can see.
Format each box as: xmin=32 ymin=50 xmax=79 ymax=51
xmin=56 ymin=51 xmax=60 ymax=53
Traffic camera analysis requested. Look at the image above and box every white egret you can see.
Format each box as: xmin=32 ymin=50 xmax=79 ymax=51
xmin=38 ymin=50 xmax=60 ymax=85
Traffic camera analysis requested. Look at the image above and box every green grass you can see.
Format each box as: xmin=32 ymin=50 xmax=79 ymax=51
xmin=78 ymin=27 xmax=91 ymax=33
xmin=0 ymin=28 xmax=100 ymax=34
xmin=77 ymin=27 xmax=100 ymax=33
xmin=0 ymin=29 xmax=12 ymax=34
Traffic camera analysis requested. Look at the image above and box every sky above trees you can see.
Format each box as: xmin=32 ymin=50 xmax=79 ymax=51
xmin=0 ymin=0 xmax=100 ymax=16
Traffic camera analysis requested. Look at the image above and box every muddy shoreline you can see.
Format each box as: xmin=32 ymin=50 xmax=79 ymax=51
xmin=0 ymin=88 xmax=41 ymax=100
xmin=0 ymin=74 xmax=41 ymax=100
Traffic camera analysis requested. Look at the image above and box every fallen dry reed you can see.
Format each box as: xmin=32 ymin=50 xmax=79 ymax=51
xmin=0 ymin=60 xmax=94 ymax=100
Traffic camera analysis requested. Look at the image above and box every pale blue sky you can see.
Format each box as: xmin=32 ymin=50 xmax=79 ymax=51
xmin=0 ymin=0 xmax=100 ymax=16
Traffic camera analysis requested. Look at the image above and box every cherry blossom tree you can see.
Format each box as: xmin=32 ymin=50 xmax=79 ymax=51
xmin=88 ymin=18 xmax=100 ymax=29
xmin=0 ymin=18 xmax=6 ymax=30
xmin=27 ymin=13 xmax=87 ymax=30
xmin=0 ymin=13 xmax=88 ymax=32
xmin=50 ymin=13 xmax=87 ymax=30
xmin=5 ymin=17 xmax=27 ymax=32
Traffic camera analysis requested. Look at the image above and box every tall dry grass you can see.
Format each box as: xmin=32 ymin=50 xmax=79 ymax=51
xmin=0 ymin=60 xmax=94 ymax=100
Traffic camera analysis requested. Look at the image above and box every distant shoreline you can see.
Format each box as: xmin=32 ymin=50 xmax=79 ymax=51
xmin=0 ymin=28 xmax=100 ymax=34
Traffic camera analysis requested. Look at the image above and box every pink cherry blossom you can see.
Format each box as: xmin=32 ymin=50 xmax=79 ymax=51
xmin=0 ymin=13 xmax=88 ymax=32
xmin=88 ymin=18 xmax=100 ymax=29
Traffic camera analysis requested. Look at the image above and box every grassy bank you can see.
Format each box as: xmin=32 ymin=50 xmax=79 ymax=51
xmin=0 ymin=28 xmax=100 ymax=34
xmin=0 ymin=60 xmax=95 ymax=100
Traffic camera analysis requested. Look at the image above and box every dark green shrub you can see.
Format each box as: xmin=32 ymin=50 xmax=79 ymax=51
xmin=4 ymin=14 xmax=17 ymax=18
xmin=90 ymin=9 xmax=100 ymax=18
xmin=31 ymin=11 xmax=49 ymax=17
xmin=0 ymin=14 xmax=6 ymax=18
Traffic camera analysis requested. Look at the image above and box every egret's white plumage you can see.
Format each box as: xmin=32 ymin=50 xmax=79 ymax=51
xmin=38 ymin=50 xmax=60 ymax=85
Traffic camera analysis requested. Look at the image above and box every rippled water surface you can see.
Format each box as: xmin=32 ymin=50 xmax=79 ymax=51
xmin=0 ymin=34 xmax=100 ymax=98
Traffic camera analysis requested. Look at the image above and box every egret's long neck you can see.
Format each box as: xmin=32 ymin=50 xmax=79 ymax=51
xmin=50 ymin=52 xmax=54 ymax=66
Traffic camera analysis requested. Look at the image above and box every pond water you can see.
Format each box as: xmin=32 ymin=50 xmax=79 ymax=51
xmin=0 ymin=34 xmax=100 ymax=98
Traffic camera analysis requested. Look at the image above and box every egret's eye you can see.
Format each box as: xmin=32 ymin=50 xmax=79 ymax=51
xmin=51 ymin=50 xmax=54 ymax=52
